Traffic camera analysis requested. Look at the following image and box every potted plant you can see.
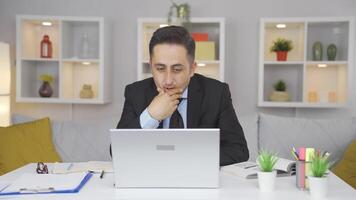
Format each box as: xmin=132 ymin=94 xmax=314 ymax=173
xmin=269 ymin=80 xmax=290 ymax=102
xmin=39 ymin=74 xmax=54 ymax=97
xmin=257 ymin=150 xmax=278 ymax=191
xmin=309 ymin=152 xmax=329 ymax=198
xmin=270 ymin=38 xmax=293 ymax=61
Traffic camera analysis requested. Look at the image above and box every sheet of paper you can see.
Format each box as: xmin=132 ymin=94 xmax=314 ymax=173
xmin=1 ymin=172 xmax=88 ymax=193
xmin=53 ymin=161 xmax=113 ymax=174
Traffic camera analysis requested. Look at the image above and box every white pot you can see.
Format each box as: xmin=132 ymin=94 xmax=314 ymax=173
xmin=258 ymin=171 xmax=276 ymax=191
xmin=309 ymin=176 xmax=328 ymax=198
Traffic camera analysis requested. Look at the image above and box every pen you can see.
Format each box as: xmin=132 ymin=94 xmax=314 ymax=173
xmin=244 ymin=164 xmax=258 ymax=169
xmin=67 ymin=163 xmax=74 ymax=171
xmin=100 ymin=170 xmax=105 ymax=179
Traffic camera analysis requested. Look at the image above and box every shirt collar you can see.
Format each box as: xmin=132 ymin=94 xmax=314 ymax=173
xmin=182 ymin=87 xmax=188 ymax=99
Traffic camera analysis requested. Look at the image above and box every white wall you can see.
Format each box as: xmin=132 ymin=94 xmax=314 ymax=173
xmin=0 ymin=0 xmax=355 ymax=124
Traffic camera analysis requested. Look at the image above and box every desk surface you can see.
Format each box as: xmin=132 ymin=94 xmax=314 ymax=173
xmin=0 ymin=163 xmax=355 ymax=200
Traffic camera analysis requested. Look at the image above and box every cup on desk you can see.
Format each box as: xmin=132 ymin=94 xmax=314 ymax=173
xmin=295 ymin=160 xmax=311 ymax=190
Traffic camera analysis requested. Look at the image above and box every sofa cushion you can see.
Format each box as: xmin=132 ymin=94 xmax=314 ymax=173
xmin=333 ymin=140 xmax=356 ymax=189
xmin=0 ymin=118 xmax=61 ymax=175
xmin=239 ymin=114 xmax=258 ymax=161
xmin=12 ymin=114 xmax=113 ymax=162
xmin=259 ymin=113 xmax=355 ymax=165
xmin=332 ymin=140 xmax=356 ymax=189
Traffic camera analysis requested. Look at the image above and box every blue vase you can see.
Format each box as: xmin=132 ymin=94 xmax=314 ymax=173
xmin=312 ymin=41 xmax=323 ymax=61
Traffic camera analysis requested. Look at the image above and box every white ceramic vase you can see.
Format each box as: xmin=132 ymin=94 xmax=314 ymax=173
xmin=258 ymin=170 xmax=276 ymax=191
xmin=309 ymin=176 xmax=328 ymax=198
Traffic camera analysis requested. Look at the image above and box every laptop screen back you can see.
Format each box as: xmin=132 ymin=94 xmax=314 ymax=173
xmin=110 ymin=129 xmax=220 ymax=188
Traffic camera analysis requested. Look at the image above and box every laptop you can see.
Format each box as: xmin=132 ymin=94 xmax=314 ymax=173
xmin=110 ymin=129 xmax=220 ymax=188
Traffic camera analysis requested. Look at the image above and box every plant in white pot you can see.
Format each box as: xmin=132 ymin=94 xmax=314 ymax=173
xmin=257 ymin=150 xmax=278 ymax=191
xmin=269 ymin=80 xmax=290 ymax=102
xmin=309 ymin=153 xmax=329 ymax=198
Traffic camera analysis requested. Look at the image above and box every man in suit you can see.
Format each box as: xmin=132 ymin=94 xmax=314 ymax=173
xmin=117 ymin=25 xmax=249 ymax=166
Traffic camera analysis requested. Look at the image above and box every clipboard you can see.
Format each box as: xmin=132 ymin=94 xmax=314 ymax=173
xmin=0 ymin=172 xmax=93 ymax=196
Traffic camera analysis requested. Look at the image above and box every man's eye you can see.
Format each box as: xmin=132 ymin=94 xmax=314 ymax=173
xmin=173 ymin=67 xmax=183 ymax=72
xmin=156 ymin=67 xmax=165 ymax=71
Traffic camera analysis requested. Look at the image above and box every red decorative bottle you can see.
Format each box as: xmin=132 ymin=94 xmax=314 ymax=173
xmin=40 ymin=35 xmax=52 ymax=58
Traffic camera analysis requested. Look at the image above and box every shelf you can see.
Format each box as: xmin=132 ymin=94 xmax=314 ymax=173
xmin=258 ymin=101 xmax=346 ymax=108
xmin=21 ymin=58 xmax=60 ymax=62
xmin=20 ymin=19 xmax=60 ymax=59
xmin=259 ymin=17 xmax=352 ymax=108
xmin=61 ymin=61 xmax=99 ymax=100
xmin=20 ymin=60 xmax=59 ymax=98
xmin=138 ymin=18 xmax=225 ymax=81
xmin=62 ymin=21 xmax=99 ymax=60
xmin=307 ymin=21 xmax=349 ymax=61
xmin=305 ymin=63 xmax=347 ymax=103
xmin=263 ymin=64 xmax=303 ymax=102
xmin=16 ymin=15 xmax=110 ymax=104
xmin=264 ymin=22 xmax=305 ymax=62
xmin=264 ymin=61 xmax=304 ymax=65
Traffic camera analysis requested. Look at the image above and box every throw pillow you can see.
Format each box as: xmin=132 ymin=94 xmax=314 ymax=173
xmin=332 ymin=140 xmax=356 ymax=189
xmin=0 ymin=118 xmax=62 ymax=175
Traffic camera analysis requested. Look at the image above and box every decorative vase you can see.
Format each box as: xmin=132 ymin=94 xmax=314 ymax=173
xmin=39 ymin=81 xmax=53 ymax=97
xmin=40 ymin=35 xmax=52 ymax=58
xmin=276 ymin=51 xmax=288 ymax=61
xmin=312 ymin=41 xmax=323 ymax=61
xmin=327 ymin=44 xmax=337 ymax=61
xmin=309 ymin=176 xmax=328 ymax=198
xmin=258 ymin=171 xmax=277 ymax=191
xmin=80 ymin=84 xmax=94 ymax=99
xmin=80 ymin=33 xmax=90 ymax=59
xmin=269 ymin=91 xmax=289 ymax=102
xmin=167 ymin=2 xmax=191 ymax=28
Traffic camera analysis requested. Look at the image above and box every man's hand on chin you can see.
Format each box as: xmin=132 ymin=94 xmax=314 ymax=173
xmin=147 ymin=88 xmax=182 ymax=121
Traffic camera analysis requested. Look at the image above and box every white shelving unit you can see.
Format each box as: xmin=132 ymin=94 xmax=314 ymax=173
xmin=258 ymin=17 xmax=353 ymax=108
xmin=137 ymin=18 xmax=225 ymax=81
xmin=16 ymin=15 xmax=111 ymax=104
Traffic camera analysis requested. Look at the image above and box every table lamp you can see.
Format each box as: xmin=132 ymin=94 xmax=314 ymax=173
xmin=0 ymin=42 xmax=11 ymax=126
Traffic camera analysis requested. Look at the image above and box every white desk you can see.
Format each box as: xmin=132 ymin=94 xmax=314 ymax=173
xmin=0 ymin=163 xmax=355 ymax=200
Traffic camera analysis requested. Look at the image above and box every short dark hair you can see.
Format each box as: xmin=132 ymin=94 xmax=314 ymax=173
xmin=149 ymin=25 xmax=195 ymax=63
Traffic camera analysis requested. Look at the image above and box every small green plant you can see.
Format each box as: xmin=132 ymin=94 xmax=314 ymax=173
xmin=257 ymin=150 xmax=278 ymax=172
xmin=270 ymin=38 xmax=293 ymax=52
xmin=39 ymin=74 xmax=54 ymax=83
xmin=273 ymin=80 xmax=287 ymax=91
xmin=311 ymin=153 xmax=329 ymax=178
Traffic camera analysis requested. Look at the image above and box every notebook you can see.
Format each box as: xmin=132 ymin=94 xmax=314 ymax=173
xmin=110 ymin=128 xmax=220 ymax=188
xmin=222 ymin=157 xmax=296 ymax=179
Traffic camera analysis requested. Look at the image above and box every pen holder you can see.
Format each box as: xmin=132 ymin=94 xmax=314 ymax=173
xmin=296 ymin=161 xmax=311 ymax=190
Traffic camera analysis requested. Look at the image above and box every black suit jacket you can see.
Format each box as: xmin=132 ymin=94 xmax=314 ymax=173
xmin=117 ymin=74 xmax=249 ymax=166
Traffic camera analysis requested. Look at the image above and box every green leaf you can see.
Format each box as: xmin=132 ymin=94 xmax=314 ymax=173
xmin=257 ymin=150 xmax=278 ymax=172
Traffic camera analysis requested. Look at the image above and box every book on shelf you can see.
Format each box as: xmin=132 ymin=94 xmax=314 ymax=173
xmin=221 ymin=157 xmax=296 ymax=179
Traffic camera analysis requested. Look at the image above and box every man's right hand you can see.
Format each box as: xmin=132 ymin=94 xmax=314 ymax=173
xmin=147 ymin=88 xmax=182 ymax=121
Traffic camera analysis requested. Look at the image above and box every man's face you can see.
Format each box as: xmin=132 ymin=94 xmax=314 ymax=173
xmin=150 ymin=43 xmax=196 ymax=92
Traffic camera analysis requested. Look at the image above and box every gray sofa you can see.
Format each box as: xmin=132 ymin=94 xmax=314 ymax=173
xmin=12 ymin=113 xmax=356 ymax=165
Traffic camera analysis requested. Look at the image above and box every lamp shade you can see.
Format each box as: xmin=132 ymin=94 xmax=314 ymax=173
xmin=0 ymin=42 xmax=10 ymax=126
xmin=0 ymin=42 xmax=10 ymax=95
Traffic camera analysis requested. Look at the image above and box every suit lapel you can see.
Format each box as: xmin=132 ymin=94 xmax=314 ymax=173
xmin=187 ymin=75 xmax=203 ymax=128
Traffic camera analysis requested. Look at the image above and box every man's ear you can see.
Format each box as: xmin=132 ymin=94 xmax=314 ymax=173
xmin=190 ymin=61 xmax=197 ymax=77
